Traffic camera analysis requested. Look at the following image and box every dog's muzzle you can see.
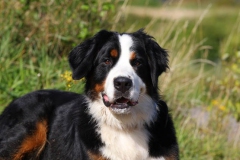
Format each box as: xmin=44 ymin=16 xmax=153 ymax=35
xmin=101 ymin=76 xmax=138 ymax=113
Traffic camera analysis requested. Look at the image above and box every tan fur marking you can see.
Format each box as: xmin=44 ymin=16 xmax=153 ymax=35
xmin=13 ymin=120 xmax=47 ymax=160
xmin=130 ymin=52 xmax=136 ymax=60
xmin=94 ymin=81 xmax=105 ymax=93
xmin=164 ymin=150 xmax=179 ymax=160
xmin=110 ymin=49 xmax=118 ymax=58
xmin=164 ymin=155 xmax=178 ymax=160
xmin=88 ymin=151 xmax=108 ymax=160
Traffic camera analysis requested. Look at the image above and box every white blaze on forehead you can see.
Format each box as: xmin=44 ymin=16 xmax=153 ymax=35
xmin=118 ymin=34 xmax=133 ymax=59
xmin=114 ymin=34 xmax=134 ymax=75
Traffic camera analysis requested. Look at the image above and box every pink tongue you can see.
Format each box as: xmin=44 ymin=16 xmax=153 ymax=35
xmin=103 ymin=95 xmax=109 ymax=101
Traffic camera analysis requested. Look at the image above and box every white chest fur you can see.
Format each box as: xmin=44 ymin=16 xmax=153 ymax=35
xmin=87 ymin=99 xmax=165 ymax=160
xmin=100 ymin=124 xmax=149 ymax=160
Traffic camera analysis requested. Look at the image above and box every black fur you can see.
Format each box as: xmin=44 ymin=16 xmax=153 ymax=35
xmin=0 ymin=30 xmax=178 ymax=160
xmin=131 ymin=29 xmax=169 ymax=88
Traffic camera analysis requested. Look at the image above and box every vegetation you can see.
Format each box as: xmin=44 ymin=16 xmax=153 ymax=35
xmin=0 ymin=0 xmax=239 ymax=159
xmin=0 ymin=0 xmax=115 ymax=108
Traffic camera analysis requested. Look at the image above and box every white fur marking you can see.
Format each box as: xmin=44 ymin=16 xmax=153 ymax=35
xmin=100 ymin=124 xmax=149 ymax=160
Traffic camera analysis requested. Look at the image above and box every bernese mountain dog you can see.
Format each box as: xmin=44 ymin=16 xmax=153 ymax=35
xmin=0 ymin=29 xmax=179 ymax=160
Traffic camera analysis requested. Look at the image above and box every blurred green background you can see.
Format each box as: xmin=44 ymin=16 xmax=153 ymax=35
xmin=0 ymin=0 xmax=240 ymax=159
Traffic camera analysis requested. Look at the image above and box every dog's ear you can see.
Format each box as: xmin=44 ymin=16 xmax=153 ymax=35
xmin=138 ymin=30 xmax=169 ymax=88
xmin=148 ymin=39 xmax=168 ymax=88
xmin=69 ymin=30 xmax=113 ymax=80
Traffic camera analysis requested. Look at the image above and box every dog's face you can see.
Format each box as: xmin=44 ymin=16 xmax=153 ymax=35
xmin=69 ymin=30 xmax=168 ymax=116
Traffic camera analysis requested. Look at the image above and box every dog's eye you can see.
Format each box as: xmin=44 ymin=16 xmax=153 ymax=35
xmin=135 ymin=61 xmax=141 ymax=66
xmin=104 ymin=59 xmax=112 ymax=65
xmin=133 ymin=60 xmax=142 ymax=67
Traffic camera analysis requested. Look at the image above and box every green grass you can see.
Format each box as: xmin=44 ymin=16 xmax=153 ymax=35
xmin=0 ymin=0 xmax=116 ymax=108
xmin=0 ymin=0 xmax=240 ymax=159
xmin=122 ymin=0 xmax=162 ymax=7
xmin=0 ymin=36 xmax=68 ymax=111
xmin=175 ymin=113 xmax=240 ymax=159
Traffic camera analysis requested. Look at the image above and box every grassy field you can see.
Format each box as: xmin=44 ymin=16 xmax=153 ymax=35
xmin=0 ymin=0 xmax=240 ymax=159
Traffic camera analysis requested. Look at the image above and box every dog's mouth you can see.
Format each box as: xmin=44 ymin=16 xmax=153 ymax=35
xmin=101 ymin=92 xmax=138 ymax=109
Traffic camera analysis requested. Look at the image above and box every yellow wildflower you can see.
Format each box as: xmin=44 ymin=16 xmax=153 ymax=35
xmin=219 ymin=105 xmax=226 ymax=112
xmin=211 ymin=100 xmax=219 ymax=106
xmin=61 ymin=71 xmax=85 ymax=90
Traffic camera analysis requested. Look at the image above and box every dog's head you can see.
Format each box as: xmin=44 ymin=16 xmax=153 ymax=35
xmin=69 ymin=29 xmax=168 ymax=116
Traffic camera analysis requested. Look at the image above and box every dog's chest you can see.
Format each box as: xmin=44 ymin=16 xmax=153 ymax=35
xmin=99 ymin=124 xmax=150 ymax=160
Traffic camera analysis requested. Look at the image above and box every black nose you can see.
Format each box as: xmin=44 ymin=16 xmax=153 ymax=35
xmin=114 ymin=77 xmax=132 ymax=93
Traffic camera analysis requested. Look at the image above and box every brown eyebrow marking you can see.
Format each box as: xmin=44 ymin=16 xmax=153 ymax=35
xmin=130 ymin=52 xmax=136 ymax=60
xmin=110 ymin=49 xmax=118 ymax=58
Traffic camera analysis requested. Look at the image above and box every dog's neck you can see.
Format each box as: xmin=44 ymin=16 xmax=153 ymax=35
xmin=87 ymin=94 xmax=158 ymax=130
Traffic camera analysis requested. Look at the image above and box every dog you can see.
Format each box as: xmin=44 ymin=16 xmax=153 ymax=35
xmin=0 ymin=29 xmax=178 ymax=160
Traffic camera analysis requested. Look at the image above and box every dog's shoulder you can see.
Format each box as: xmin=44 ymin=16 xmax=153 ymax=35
xmin=147 ymin=100 xmax=179 ymax=159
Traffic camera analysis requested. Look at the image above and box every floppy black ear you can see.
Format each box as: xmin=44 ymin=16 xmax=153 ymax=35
xmin=147 ymin=39 xmax=168 ymax=88
xmin=68 ymin=30 xmax=114 ymax=80
xmin=139 ymin=30 xmax=169 ymax=88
